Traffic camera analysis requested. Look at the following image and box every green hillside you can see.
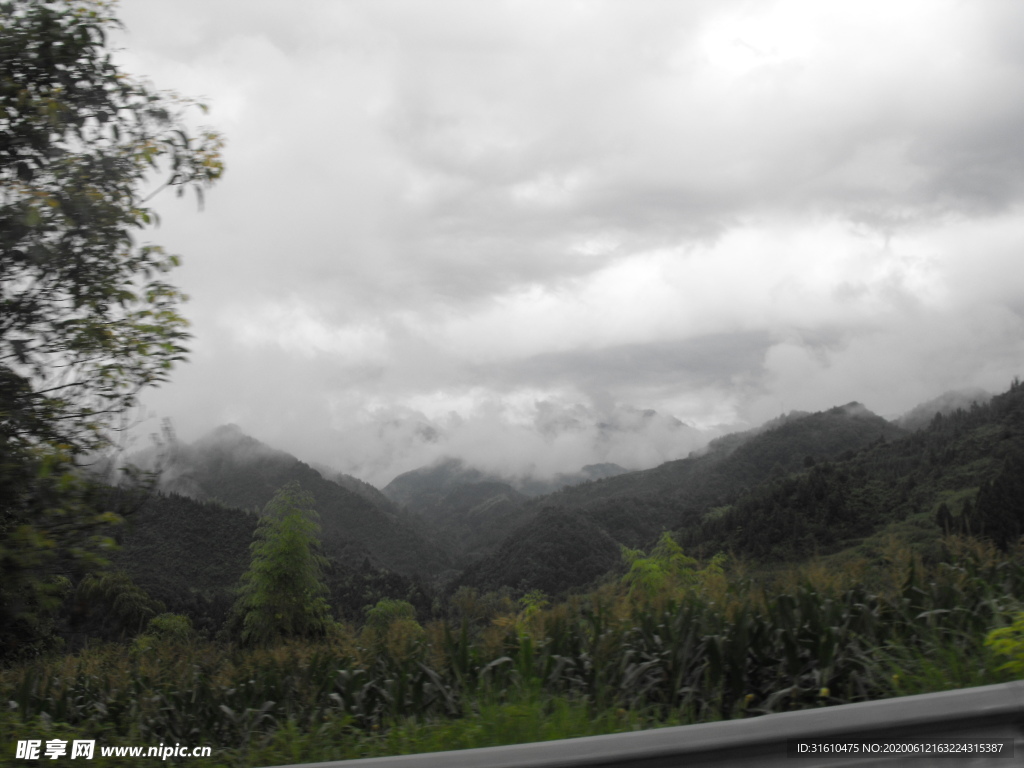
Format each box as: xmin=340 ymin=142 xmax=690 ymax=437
xmin=452 ymin=506 xmax=621 ymax=595
xmin=153 ymin=425 xmax=452 ymax=576
xmin=109 ymin=493 xmax=256 ymax=634
xmin=449 ymin=395 xmax=1018 ymax=596
xmin=684 ymin=381 xmax=1024 ymax=563
xmin=420 ymin=480 xmax=530 ymax=564
xmin=109 ymin=489 xmax=434 ymax=634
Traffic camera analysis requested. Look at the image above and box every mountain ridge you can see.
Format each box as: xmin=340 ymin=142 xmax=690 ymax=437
xmin=130 ymin=427 xmax=452 ymax=576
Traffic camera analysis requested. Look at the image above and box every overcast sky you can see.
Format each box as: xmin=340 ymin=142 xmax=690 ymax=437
xmin=113 ymin=0 xmax=1024 ymax=486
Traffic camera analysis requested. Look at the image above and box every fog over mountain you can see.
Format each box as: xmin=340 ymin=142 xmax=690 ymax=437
xmin=113 ymin=1 xmax=1024 ymax=486
xmin=896 ymin=388 xmax=993 ymax=431
xmin=315 ymin=401 xmax=718 ymax=487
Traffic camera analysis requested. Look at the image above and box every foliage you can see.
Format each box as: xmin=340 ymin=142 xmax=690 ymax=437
xmin=621 ymin=531 xmax=701 ymax=600
xmin=364 ymin=598 xmax=418 ymax=632
xmin=362 ymin=598 xmax=424 ymax=662
xmin=492 ymin=590 xmax=550 ymax=641
xmin=0 ymin=448 xmax=117 ymax=658
xmin=231 ymin=483 xmax=333 ymax=646
xmin=3 ymin=537 xmax=1023 ymax=767
xmin=130 ymin=612 xmax=194 ymax=657
xmin=0 ymin=668 xmax=653 ymax=768
xmin=145 ymin=612 xmax=194 ymax=641
xmin=109 ymin=490 xmax=255 ymax=635
xmin=963 ymin=449 xmax=1024 ymax=549
xmin=72 ymin=567 xmax=164 ymax=640
xmin=0 ymin=0 xmax=222 ymax=657
xmin=1 ymin=0 xmax=223 ymax=452
xmin=103 ymin=486 xmax=436 ymax=636
xmin=985 ymin=612 xmax=1024 ymax=678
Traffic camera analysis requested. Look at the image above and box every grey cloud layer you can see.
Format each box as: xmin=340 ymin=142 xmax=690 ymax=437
xmin=116 ymin=0 xmax=1024 ymax=483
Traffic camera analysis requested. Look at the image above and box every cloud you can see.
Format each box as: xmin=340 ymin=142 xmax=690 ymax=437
xmin=113 ymin=0 xmax=1024 ymax=485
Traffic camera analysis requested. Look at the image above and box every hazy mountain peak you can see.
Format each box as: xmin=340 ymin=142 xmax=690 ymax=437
xmin=579 ymin=463 xmax=628 ymax=478
xmin=896 ymin=388 xmax=992 ymax=431
xmin=830 ymin=402 xmax=874 ymax=418
xmin=197 ymin=422 xmax=256 ymax=445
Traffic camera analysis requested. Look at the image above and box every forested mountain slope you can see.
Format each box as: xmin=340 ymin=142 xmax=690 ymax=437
xmin=383 ymin=457 xmax=629 ymax=508
xmin=109 ymin=490 xmax=434 ymax=633
xmin=418 ymin=481 xmax=529 ymax=564
xmin=382 ymin=458 xmax=629 ymax=566
xmin=110 ymin=492 xmax=256 ymax=633
xmin=453 ymin=403 xmax=912 ymax=594
xmin=313 ymin=463 xmax=401 ymax=512
xmin=514 ymin=462 xmax=630 ymax=496
xmin=542 ymin=403 xmax=906 ymax=510
xmin=681 ymin=379 xmax=1024 ymax=562
xmin=145 ymin=425 xmax=452 ymax=576
xmin=383 ymin=458 xmax=498 ymax=513
xmin=458 ymin=383 xmax=1024 ymax=597
xmin=896 ymin=388 xmax=991 ymax=431
xmin=452 ymin=507 xmax=621 ymax=596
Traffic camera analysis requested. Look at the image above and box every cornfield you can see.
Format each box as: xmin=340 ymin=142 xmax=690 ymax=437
xmin=3 ymin=539 xmax=1023 ymax=766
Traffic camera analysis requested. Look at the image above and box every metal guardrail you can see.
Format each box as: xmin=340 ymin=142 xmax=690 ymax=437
xmin=266 ymin=681 xmax=1024 ymax=768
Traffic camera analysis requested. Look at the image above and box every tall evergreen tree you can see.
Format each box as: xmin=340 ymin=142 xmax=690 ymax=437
xmin=232 ymin=482 xmax=332 ymax=645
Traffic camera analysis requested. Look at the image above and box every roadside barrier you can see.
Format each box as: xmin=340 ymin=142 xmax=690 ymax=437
xmin=265 ymin=681 xmax=1024 ymax=767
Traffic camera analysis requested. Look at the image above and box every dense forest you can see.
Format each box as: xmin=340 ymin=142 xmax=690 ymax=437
xmin=21 ymin=379 xmax=1023 ymax=639
xmin=99 ymin=380 xmax=1023 ymax=621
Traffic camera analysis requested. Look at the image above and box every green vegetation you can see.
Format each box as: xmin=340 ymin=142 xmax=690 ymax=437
xmin=0 ymin=0 xmax=223 ymax=660
xmin=150 ymin=425 xmax=454 ymax=576
xmin=986 ymin=612 xmax=1024 ymax=677
xmin=444 ymin=383 xmax=1017 ymax=598
xmin=3 ymin=378 xmax=1016 ymax=763
xmin=621 ymin=532 xmax=723 ymax=601
xmin=4 ymin=375 xmax=1019 ymax=763
xmin=231 ymin=483 xmax=333 ymax=646
xmin=2 ymin=537 xmax=1022 ymax=767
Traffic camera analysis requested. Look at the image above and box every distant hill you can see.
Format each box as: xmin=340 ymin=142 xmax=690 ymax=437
xmin=111 ymin=492 xmax=257 ymax=634
xmin=515 ymin=463 xmax=630 ymax=496
xmin=531 ymin=402 xmax=906 ymax=512
xmin=111 ymin=490 xmax=434 ymax=632
xmin=114 ymin=383 xmax=1024 ymax=610
xmin=452 ymin=402 xmax=910 ymax=595
xmin=384 ymin=458 xmax=630 ymax=506
xmin=136 ymin=425 xmax=452 ymax=576
xmin=422 ymin=481 xmax=530 ymax=564
xmin=382 ymin=457 xmax=630 ymax=566
xmin=312 ymin=462 xmax=400 ymax=512
xmin=452 ymin=507 xmax=621 ymax=596
xmin=684 ymin=380 xmax=1024 ymax=562
xmin=896 ymin=388 xmax=991 ymax=431
xmin=383 ymin=458 xmax=496 ymax=514
xmin=382 ymin=460 xmax=527 ymax=566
